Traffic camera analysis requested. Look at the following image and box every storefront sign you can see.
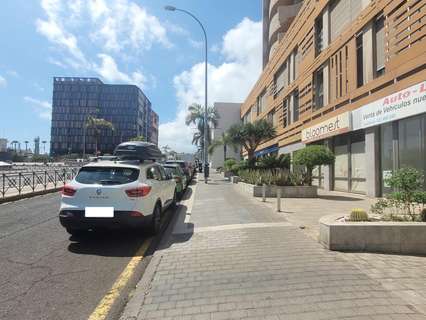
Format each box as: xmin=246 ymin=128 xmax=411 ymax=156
xmin=352 ymin=81 xmax=426 ymax=130
xmin=302 ymin=112 xmax=351 ymax=143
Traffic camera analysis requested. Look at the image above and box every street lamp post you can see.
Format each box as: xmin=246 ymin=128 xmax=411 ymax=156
xmin=165 ymin=5 xmax=209 ymax=183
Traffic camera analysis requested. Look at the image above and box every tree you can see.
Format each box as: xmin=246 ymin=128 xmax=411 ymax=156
xmin=130 ymin=135 xmax=145 ymax=142
xmin=227 ymin=119 xmax=276 ymax=167
xmin=257 ymin=154 xmax=291 ymax=170
xmin=185 ymin=103 xmax=219 ymax=153
xmin=85 ymin=115 xmax=114 ymax=155
xmin=208 ymin=132 xmax=239 ymax=163
xmin=293 ymin=145 xmax=335 ymax=186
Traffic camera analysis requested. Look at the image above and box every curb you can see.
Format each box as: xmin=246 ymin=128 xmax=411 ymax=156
xmin=0 ymin=187 xmax=62 ymax=204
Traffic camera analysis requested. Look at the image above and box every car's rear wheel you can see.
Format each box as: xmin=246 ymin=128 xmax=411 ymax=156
xmin=150 ymin=204 xmax=161 ymax=235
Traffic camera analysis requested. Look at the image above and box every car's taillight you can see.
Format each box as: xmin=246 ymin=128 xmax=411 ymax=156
xmin=62 ymin=185 xmax=76 ymax=197
xmin=125 ymin=185 xmax=151 ymax=197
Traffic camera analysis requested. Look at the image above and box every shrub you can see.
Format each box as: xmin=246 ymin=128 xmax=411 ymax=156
xmin=293 ymin=145 xmax=335 ymax=186
xmin=371 ymin=168 xmax=426 ymax=221
xmin=257 ymin=154 xmax=290 ymax=170
xmin=238 ymin=168 xmax=291 ymax=186
xmin=421 ymin=209 xmax=426 ymax=222
xmin=224 ymin=158 xmax=237 ymax=172
xmin=349 ymin=209 xmax=369 ymax=222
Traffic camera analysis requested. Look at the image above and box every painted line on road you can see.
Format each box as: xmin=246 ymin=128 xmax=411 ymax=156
xmin=87 ymin=238 xmax=152 ymax=320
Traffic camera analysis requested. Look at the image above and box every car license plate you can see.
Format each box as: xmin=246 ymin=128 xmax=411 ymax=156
xmin=85 ymin=207 xmax=114 ymax=218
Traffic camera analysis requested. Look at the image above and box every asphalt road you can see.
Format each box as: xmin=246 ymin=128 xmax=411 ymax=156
xmin=0 ymin=192 xmax=151 ymax=320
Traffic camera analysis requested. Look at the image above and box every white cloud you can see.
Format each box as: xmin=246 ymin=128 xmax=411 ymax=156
xmin=159 ymin=18 xmax=262 ymax=153
xmin=24 ymin=96 xmax=52 ymax=120
xmin=6 ymin=70 xmax=19 ymax=78
xmin=95 ymin=53 xmax=147 ymax=89
xmin=37 ymin=0 xmax=169 ymax=88
xmin=0 ymin=75 xmax=6 ymax=88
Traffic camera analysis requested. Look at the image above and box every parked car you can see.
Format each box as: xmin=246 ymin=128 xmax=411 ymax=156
xmin=163 ymin=164 xmax=187 ymax=199
xmin=59 ymin=160 xmax=177 ymax=236
xmin=165 ymin=160 xmax=193 ymax=183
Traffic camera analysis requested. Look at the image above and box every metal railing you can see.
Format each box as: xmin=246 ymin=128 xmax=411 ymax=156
xmin=1 ymin=167 xmax=80 ymax=199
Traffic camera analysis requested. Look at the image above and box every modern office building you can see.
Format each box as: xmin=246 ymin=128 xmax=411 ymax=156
xmin=263 ymin=0 xmax=303 ymax=68
xmin=242 ymin=0 xmax=426 ymax=196
xmin=0 ymin=139 xmax=7 ymax=152
xmin=211 ymin=102 xmax=242 ymax=169
xmin=148 ymin=109 xmax=159 ymax=146
xmin=50 ymin=77 xmax=159 ymax=155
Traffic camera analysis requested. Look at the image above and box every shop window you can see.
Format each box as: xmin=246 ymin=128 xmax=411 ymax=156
xmin=374 ymin=14 xmax=385 ymax=78
xmin=356 ymin=34 xmax=364 ymax=88
xmin=398 ymin=115 xmax=426 ymax=186
xmin=314 ymin=67 xmax=324 ymax=109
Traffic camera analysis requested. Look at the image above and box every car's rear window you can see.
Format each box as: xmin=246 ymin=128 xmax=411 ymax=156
xmin=76 ymin=167 xmax=139 ymax=185
xmin=166 ymin=161 xmax=186 ymax=169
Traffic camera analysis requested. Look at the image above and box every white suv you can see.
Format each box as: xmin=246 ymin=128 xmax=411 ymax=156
xmin=59 ymin=160 xmax=177 ymax=236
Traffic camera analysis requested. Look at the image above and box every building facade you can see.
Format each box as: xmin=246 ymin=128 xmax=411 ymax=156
xmin=148 ymin=110 xmax=159 ymax=146
xmin=211 ymin=102 xmax=242 ymax=169
xmin=242 ymin=0 xmax=426 ymax=196
xmin=0 ymin=139 xmax=7 ymax=152
xmin=263 ymin=0 xmax=304 ymax=68
xmin=50 ymin=77 xmax=158 ymax=156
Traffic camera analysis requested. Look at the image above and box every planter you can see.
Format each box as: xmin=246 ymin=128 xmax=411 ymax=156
xmin=319 ymin=214 xmax=426 ymax=255
xmin=236 ymin=182 xmax=318 ymax=198
xmin=231 ymin=176 xmax=240 ymax=184
xmin=223 ymin=171 xmax=233 ymax=178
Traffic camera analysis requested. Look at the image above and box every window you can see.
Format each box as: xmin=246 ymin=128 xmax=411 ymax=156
xmin=356 ymin=34 xmax=364 ymax=88
xmin=275 ymin=62 xmax=288 ymax=94
xmin=257 ymin=90 xmax=266 ymax=115
xmin=293 ymin=90 xmax=299 ymax=122
xmin=315 ymin=15 xmax=324 ymax=55
xmin=330 ymin=0 xmax=363 ymax=42
xmin=283 ymin=98 xmax=290 ymax=128
xmin=293 ymin=47 xmax=299 ymax=81
xmin=267 ymin=109 xmax=275 ymax=127
xmin=147 ymin=166 xmax=161 ymax=180
xmin=314 ymin=68 xmax=324 ymax=109
xmin=374 ymin=14 xmax=385 ymax=77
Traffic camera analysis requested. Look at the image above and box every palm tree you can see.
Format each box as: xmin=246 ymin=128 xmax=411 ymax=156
xmin=10 ymin=140 xmax=18 ymax=152
xmin=24 ymin=141 xmax=29 ymax=153
xmin=42 ymin=141 xmax=47 ymax=154
xmin=208 ymin=132 xmax=238 ymax=163
xmin=227 ymin=119 xmax=276 ymax=167
xmin=85 ymin=115 xmax=114 ymax=155
xmin=185 ymin=103 xmax=219 ymax=146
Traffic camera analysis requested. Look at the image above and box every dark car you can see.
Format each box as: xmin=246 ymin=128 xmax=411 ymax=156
xmin=165 ymin=160 xmax=192 ymax=183
xmin=163 ymin=164 xmax=187 ymax=199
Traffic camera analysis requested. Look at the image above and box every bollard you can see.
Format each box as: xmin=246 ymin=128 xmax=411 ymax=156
xmin=276 ymin=187 xmax=281 ymax=212
xmin=262 ymin=183 xmax=266 ymax=202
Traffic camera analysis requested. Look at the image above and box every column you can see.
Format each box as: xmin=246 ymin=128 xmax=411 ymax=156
xmin=365 ymin=126 xmax=380 ymax=197
xmin=323 ymin=138 xmax=333 ymax=191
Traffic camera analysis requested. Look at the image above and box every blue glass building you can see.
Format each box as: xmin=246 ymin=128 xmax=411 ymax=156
xmin=50 ymin=77 xmax=158 ymax=155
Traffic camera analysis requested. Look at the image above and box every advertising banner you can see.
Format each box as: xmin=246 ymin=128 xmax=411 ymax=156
xmin=352 ymin=81 xmax=426 ymax=130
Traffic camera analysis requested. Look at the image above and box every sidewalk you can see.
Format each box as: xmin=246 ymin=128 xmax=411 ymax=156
xmin=121 ymin=173 xmax=425 ymax=320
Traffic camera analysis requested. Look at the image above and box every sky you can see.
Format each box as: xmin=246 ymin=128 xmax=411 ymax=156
xmin=0 ymin=0 xmax=263 ymax=153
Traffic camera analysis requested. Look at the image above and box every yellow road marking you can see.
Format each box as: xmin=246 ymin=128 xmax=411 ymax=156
xmin=88 ymin=238 xmax=152 ymax=320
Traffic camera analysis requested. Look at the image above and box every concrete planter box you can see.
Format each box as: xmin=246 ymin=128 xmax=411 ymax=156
xmin=319 ymin=215 xmax=426 ymax=255
xmin=231 ymin=176 xmax=240 ymax=184
xmin=236 ymin=182 xmax=318 ymax=198
xmin=223 ymin=171 xmax=233 ymax=178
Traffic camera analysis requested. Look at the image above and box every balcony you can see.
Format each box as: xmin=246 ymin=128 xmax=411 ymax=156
xmin=268 ymin=2 xmax=303 ymax=43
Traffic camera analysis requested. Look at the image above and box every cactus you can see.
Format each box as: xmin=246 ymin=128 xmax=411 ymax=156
xmin=349 ymin=208 xmax=369 ymax=222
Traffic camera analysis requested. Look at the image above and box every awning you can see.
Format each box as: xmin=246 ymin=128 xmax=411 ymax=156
xmin=255 ymin=144 xmax=279 ymax=157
